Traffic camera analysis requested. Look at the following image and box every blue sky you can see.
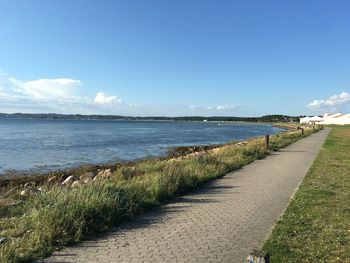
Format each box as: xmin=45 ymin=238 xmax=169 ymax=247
xmin=0 ymin=0 xmax=350 ymax=116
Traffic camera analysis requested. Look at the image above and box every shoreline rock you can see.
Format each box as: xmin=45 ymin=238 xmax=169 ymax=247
xmin=94 ymin=169 xmax=113 ymax=180
xmin=80 ymin=172 xmax=95 ymax=183
xmin=62 ymin=175 xmax=77 ymax=186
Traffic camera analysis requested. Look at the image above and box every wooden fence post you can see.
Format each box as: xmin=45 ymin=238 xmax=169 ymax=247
xmin=297 ymin=126 xmax=304 ymax=135
xmin=265 ymin=134 xmax=270 ymax=149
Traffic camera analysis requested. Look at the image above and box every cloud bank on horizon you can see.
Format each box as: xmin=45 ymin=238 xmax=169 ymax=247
xmin=307 ymin=92 xmax=350 ymax=113
xmin=2 ymin=70 xmax=350 ymax=116
xmin=2 ymin=70 xmax=349 ymax=116
xmin=0 ymin=71 xmax=240 ymax=116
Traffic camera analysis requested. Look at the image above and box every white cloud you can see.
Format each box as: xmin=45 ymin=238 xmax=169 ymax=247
xmin=0 ymin=71 xmax=243 ymax=116
xmin=190 ymin=104 xmax=238 ymax=111
xmin=10 ymin=78 xmax=82 ymax=100
xmin=215 ymin=105 xmax=236 ymax=110
xmin=307 ymin=92 xmax=350 ymax=109
xmin=0 ymin=71 xmax=123 ymax=114
xmin=94 ymin=92 xmax=121 ymax=105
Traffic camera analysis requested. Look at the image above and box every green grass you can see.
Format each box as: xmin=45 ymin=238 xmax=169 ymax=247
xmin=0 ymin=125 xmax=321 ymax=263
xmin=263 ymin=125 xmax=350 ymax=262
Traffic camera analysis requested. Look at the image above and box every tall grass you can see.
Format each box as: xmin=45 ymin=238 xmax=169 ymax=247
xmin=0 ymin=125 xmax=321 ymax=263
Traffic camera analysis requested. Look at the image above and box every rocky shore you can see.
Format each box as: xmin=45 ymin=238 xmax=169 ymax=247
xmin=0 ymin=143 xmax=227 ymax=190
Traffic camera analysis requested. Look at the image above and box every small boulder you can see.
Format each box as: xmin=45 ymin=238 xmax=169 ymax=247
xmin=83 ymin=178 xmax=92 ymax=184
xmin=0 ymin=237 xmax=7 ymax=244
xmin=212 ymin=148 xmax=220 ymax=153
xmin=80 ymin=172 xmax=95 ymax=183
xmin=62 ymin=175 xmax=77 ymax=186
xmin=47 ymin=175 xmax=58 ymax=185
xmin=94 ymin=169 xmax=113 ymax=180
xmin=23 ymin=182 xmax=32 ymax=188
xmin=20 ymin=189 xmax=30 ymax=197
xmin=71 ymin=180 xmax=81 ymax=188
xmin=106 ymin=169 xmax=113 ymax=177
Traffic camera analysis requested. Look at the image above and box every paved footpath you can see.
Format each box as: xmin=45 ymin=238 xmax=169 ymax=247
xmin=39 ymin=128 xmax=330 ymax=263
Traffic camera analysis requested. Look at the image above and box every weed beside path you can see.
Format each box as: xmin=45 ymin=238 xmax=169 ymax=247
xmin=0 ymin=125 xmax=321 ymax=263
xmin=263 ymin=125 xmax=350 ymax=262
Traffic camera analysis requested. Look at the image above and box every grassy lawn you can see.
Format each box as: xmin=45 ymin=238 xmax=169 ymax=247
xmin=0 ymin=125 xmax=320 ymax=263
xmin=263 ymin=125 xmax=350 ymax=262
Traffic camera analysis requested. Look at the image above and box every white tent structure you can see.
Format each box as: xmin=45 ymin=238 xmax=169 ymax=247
xmin=301 ymin=113 xmax=350 ymax=125
xmin=300 ymin=115 xmax=323 ymax=124
xmin=319 ymin=113 xmax=350 ymax=125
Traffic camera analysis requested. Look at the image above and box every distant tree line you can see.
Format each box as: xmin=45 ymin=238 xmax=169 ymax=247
xmin=0 ymin=113 xmax=301 ymax=122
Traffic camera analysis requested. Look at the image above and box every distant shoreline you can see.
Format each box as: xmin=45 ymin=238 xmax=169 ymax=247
xmin=0 ymin=113 xmax=301 ymax=122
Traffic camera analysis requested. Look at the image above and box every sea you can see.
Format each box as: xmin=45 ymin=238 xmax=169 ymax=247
xmin=0 ymin=118 xmax=284 ymax=174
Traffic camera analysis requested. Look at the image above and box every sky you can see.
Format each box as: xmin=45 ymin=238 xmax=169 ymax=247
xmin=0 ymin=0 xmax=350 ymax=116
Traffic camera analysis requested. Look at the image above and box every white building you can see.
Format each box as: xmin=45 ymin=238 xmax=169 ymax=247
xmin=300 ymin=115 xmax=323 ymax=124
xmin=319 ymin=113 xmax=350 ymax=125
xmin=300 ymin=113 xmax=350 ymax=125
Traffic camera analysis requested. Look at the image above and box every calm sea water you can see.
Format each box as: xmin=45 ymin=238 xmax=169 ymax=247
xmin=0 ymin=119 xmax=284 ymax=174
